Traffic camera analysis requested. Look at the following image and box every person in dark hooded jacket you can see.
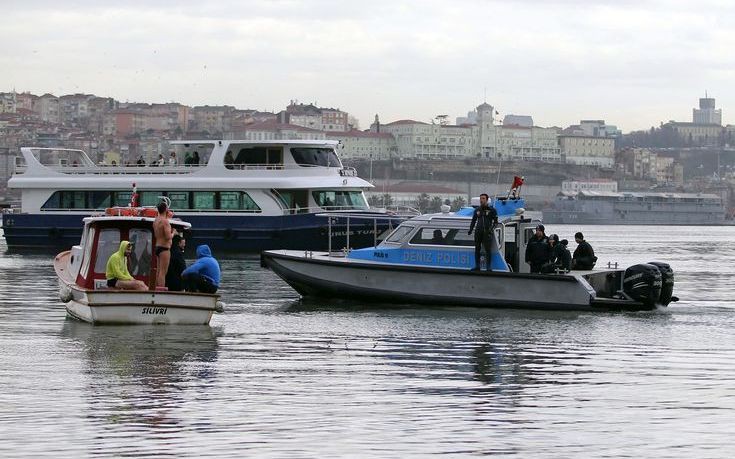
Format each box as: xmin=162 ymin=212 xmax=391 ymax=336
xmin=572 ymin=232 xmax=597 ymax=270
xmin=542 ymin=235 xmax=572 ymax=273
xmin=166 ymin=234 xmax=187 ymax=291
xmin=525 ymin=224 xmax=551 ymax=273
xmin=182 ymin=244 xmax=221 ymax=294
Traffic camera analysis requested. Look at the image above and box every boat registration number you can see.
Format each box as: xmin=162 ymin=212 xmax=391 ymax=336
xmin=142 ymin=307 xmax=167 ymax=315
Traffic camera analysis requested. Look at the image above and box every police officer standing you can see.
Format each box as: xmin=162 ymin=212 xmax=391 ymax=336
xmin=468 ymin=193 xmax=498 ymax=271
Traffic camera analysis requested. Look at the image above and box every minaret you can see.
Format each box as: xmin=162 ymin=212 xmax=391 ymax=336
xmin=370 ymin=114 xmax=381 ymax=133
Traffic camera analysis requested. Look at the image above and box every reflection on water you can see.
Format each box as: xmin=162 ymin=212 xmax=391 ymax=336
xmin=1 ymin=226 xmax=735 ymax=457
xmin=60 ymin=322 xmax=220 ymax=431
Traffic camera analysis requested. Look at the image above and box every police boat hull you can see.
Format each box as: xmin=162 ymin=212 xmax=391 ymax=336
xmin=262 ymin=250 xmax=659 ymax=311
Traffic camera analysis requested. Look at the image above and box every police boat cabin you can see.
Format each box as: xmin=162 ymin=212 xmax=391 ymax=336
xmin=262 ymin=192 xmax=677 ymax=311
xmin=53 ymin=203 xmax=221 ymax=325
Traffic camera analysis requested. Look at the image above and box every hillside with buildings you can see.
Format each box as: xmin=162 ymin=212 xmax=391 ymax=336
xmin=0 ymin=91 xmax=733 ymax=216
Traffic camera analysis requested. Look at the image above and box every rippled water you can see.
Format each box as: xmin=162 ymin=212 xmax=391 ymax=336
xmin=1 ymin=225 xmax=735 ymax=457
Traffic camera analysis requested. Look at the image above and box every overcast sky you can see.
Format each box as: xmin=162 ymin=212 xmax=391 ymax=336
xmin=2 ymin=0 xmax=733 ymax=131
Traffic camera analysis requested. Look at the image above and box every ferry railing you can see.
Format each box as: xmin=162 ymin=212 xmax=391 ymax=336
xmin=13 ymin=164 xmax=207 ymax=175
xmin=315 ymin=211 xmax=407 ymax=255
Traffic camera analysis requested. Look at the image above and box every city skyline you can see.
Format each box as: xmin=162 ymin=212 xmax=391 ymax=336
xmin=2 ymin=0 xmax=734 ymax=131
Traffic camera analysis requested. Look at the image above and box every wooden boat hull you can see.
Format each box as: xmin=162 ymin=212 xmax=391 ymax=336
xmin=63 ymin=287 xmax=217 ymax=325
xmin=55 ymin=251 xmax=219 ymax=325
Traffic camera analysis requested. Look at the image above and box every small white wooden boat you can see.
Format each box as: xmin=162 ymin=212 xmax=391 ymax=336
xmin=54 ymin=206 xmax=221 ymax=325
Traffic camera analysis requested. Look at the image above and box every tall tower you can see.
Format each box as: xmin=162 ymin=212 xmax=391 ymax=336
xmin=476 ymin=102 xmax=497 ymax=158
xmin=693 ymin=94 xmax=722 ymax=125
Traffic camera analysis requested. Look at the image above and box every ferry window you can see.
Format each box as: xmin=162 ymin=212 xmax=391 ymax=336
xmin=128 ymin=229 xmax=152 ymax=277
xmin=89 ymin=191 xmax=111 ymax=209
xmin=113 ymin=192 xmax=132 ymax=207
xmin=385 ymin=225 xmax=414 ymax=243
xmin=62 ymin=191 xmax=86 ymax=209
xmin=267 ymin=148 xmax=283 ymax=164
xmin=168 ymin=192 xmax=189 ymax=210
xmin=234 ymin=147 xmax=283 ymax=167
xmin=94 ymin=229 xmax=120 ymax=273
xmin=220 ymin=191 xmax=240 ymax=210
xmin=290 ymin=148 xmax=341 ymax=167
xmin=312 ymin=191 xmax=368 ymax=210
xmin=41 ymin=192 xmax=61 ymax=209
xmin=193 ymin=192 xmax=216 ymax=209
xmin=274 ymin=189 xmax=309 ymax=213
xmin=139 ymin=192 xmax=164 ymax=207
xmin=236 ymin=147 xmax=266 ymax=165
xmin=241 ymin=192 xmax=260 ymax=211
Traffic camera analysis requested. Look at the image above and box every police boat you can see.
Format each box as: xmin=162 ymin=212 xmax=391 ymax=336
xmin=262 ymin=196 xmax=676 ymax=311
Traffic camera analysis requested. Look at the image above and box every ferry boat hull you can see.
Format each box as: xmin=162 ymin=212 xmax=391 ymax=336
xmin=4 ymin=212 xmax=398 ymax=251
xmin=262 ymin=250 xmax=657 ymax=312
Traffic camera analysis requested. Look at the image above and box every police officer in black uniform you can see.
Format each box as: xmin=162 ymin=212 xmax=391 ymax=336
xmin=468 ymin=193 xmax=498 ymax=271
xmin=525 ymin=224 xmax=551 ymax=273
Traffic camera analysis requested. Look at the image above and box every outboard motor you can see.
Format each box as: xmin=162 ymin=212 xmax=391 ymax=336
xmin=648 ymin=261 xmax=674 ymax=306
xmin=623 ymin=263 xmax=662 ymax=307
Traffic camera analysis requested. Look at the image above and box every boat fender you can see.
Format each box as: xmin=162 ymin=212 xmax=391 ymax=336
xmin=215 ymin=301 xmax=225 ymax=313
xmin=223 ymin=228 xmax=235 ymax=240
xmin=647 ymin=261 xmax=675 ymax=306
xmin=59 ymin=284 xmax=73 ymax=303
xmin=49 ymin=227 xmax=60 ymax=238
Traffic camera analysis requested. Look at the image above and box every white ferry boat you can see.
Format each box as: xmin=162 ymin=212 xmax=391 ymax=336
xmin=3 ymin=140 xmax=408 ymax=250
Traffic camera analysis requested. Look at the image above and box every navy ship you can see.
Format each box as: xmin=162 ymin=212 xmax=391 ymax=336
xmin=543 ymin=190 xmax=727 ymax=225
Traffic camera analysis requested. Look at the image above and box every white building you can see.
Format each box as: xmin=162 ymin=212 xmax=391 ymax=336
xmin=578 ymin=119 xmax=622 ymax=138
xmin=693 ymin=96 xmax=722 ymax=125
xmin=559 ymin=135 xmax=615 ymax=167
xmin=226 ymin=120 xmax=325 ymax=141
xmin=0 ymin=92 xmax=17 ymax=113
xmin=503 ymin=114 xmax=533 ymax=127
xmin=381 ymin=120 xmax=476 ymax=159
xmin=326 ymin=130 xmax=396 ymax=160
xmin=38 ymin=93 xmax=60 ymax=124
xmin=475 ymin=103 xmax=560 ymax=161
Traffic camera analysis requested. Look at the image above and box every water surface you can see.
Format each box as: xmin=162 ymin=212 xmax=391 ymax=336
xmin=1 ymin=225 xmax=734 ymax=457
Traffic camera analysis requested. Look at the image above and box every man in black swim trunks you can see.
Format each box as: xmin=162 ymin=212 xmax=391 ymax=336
xmin=153 ymin=201 xmax=174 ymax=288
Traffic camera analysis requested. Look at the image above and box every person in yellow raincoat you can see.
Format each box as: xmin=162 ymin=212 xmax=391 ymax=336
xmin=105 ymin=241 xmax=148 ymax=290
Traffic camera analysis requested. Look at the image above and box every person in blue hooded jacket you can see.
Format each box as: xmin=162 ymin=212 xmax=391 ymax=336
xmin=181 ymin=244 xmax=220 ymax=294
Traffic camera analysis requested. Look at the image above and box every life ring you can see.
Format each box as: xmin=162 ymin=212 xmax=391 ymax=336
xmin=140 ymin=208 xmax=158 ymax=218
xmin=105 ymin=207 xmax=174 ymax=218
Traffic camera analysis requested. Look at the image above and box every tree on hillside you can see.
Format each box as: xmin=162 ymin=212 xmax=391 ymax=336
xmin=428 ymin=196 xmax=444 ymax=213
xmin=414 ymin=193 xmax=431 ymax=212
xmin=450 ymin=196 xmax=467 ymax=211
